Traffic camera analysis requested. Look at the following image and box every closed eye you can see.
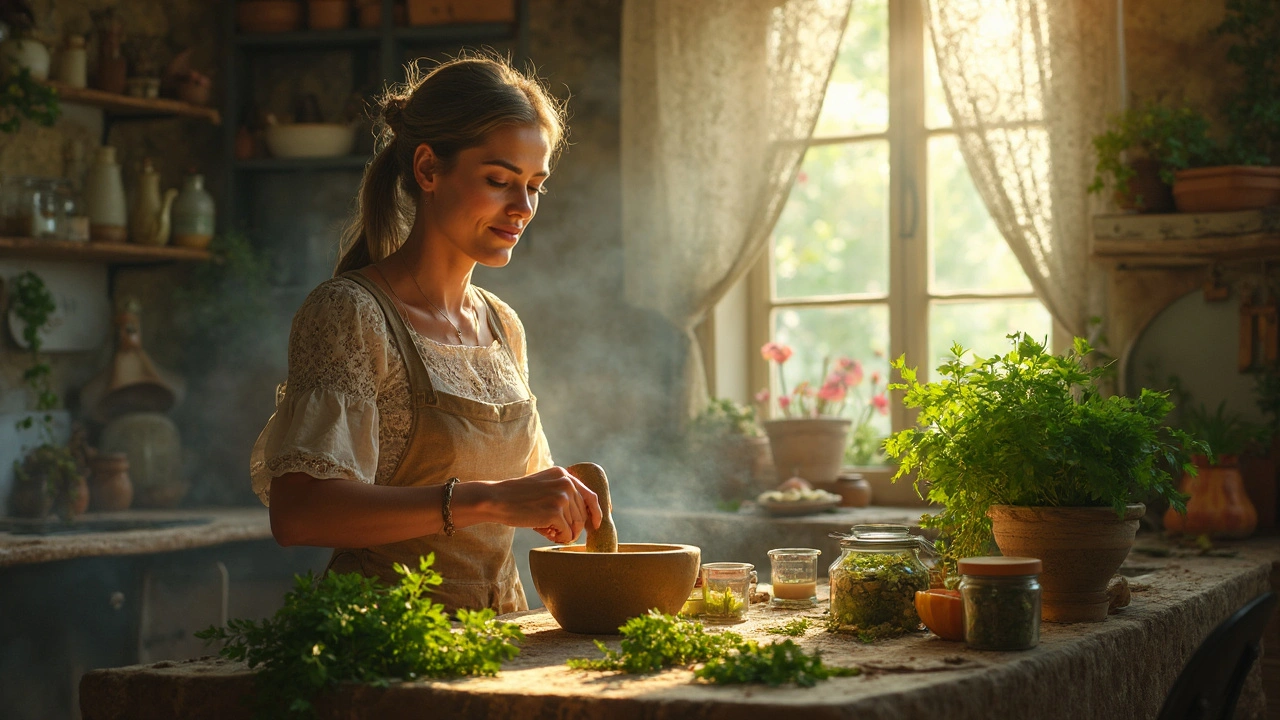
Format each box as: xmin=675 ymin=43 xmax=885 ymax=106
xmin=531 ymin=185 xmax=548 ymax=195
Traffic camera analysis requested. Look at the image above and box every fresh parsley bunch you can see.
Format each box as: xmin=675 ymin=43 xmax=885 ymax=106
xmin=694 ymin=640 xmax=859 ymax=687
xmin=884 ymin=333 xmax=1205 ymax=569
xmin=196 ymin=554 xmax=523 ymax=719
xmin=566 ymin=610 xmax=742 ymax=673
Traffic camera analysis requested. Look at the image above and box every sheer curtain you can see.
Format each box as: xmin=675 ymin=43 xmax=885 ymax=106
xmin=927 ymin=0 xmax=1121 ymax=339
xmin=621 ymin=0 xmax=853 ymax=416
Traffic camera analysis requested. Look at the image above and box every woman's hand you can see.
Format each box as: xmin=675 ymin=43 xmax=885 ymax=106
xmin=481 ymin=466 xmax=602 ymax=544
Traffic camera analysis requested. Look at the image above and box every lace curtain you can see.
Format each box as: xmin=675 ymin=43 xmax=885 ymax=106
xmin=621 ymin=0 xmax=853 ymax=416
xmin=927 ymin=0 xmax=1121 ymax=338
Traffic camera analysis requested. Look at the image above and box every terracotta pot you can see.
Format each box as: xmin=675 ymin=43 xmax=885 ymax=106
xmin=817 ymin=471 xmax=872 ymax=507
xmin=762 ymin=417 xmax=851 ymax=485
xmin=916 ymin=589 xmax=964 ymax=641
xmin=237 ymin=0 xmax=304 ymax=33
xmin=1164 ymin=455 xmax=1257 ymax=539
xmin=175 ymin=79 xmax=211 ymax=106
xmin=89 ymin=452 xmax=133 ymax=512
xmin=356 ymin=0 xmax=405 ymax=27
xmin=307 ymin=0 xmax=350 ymax=29
xmin=1115 ymin=157 xmax=1174 ymax=213
xmin=1173 ymin=166 xmax=1280 ymax=213
xmin=987 ymin=503 xmax=1144 ymax=623
xmin=406 ymin=0 xmax=514 ymax=25
xmin=65 ymin=473 xmax=90 ymax=518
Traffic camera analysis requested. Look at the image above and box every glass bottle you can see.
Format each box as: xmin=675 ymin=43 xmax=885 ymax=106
xmin=958 ymin=556 xmax=1042 ymax=651
xmin=827 ymin=524 xmax=933 ymax=638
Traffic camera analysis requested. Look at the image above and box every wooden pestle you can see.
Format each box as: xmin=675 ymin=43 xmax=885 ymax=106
xmin=567 ymin=462 xmax=617 ymax=552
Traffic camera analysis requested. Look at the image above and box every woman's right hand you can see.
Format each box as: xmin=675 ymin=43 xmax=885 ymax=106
xmin=475 ymin=466 xmax=602 ymax=544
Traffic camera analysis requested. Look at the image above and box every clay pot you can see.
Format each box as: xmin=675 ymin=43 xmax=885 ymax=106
xmin=89 ymin=453 xmax=133 ymax=512
xmin=1164 ymin=455 xmax=1257 ymax=539
xmin=1115 ymin=157 xmax=1174 ymax=214
xmin=529 ymin=543 xmax=702 ymax=634
xmin=175 ymin=78 xmax=211 ymax=106
xmin=356 ymin=0 xmax=405 ymax=27
xmin=1172 ymin=166 xmax=1280 ymax=213
xmin=66 ymin=473 xmax=90 ymax=517
xmin=987 ymin=503 xmax=1144 ymax=623
xmin=237 ymin=0 xmax=304 ymax=33
xmin=835 ymin=471 xmax=872 ymax=507
xmin=762 ymin=417 xmax=851 ymax=485
xmin=308 ymin=0 xmax=350 ymax=29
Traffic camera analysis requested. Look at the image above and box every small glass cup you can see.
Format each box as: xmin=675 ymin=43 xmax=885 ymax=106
xmin=768 ymin=547 xmax=821 ymax=608
xmin=700 ymin=562 xmax=755 ymax=624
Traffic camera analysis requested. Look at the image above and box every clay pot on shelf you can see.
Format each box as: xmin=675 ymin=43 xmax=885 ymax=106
xmin=834 ymin=471 xmax=872 ymax=507
xmin=987 ymin=503 xmax=1144 ymax=623
xmin=237 ymin=0 xmax=304 ymax=33
xmin=1164 ymin=455 xmax=1258 ymax=539
xmin=406 ymin=0 xmax=514 ymax=25
xmin=89 ymin=453 xmax=133 ymax=512
xmin=100 ymin=412 xmax=186 ymax=509
xmin=1115 ymin=157 xmax=1174 ymax=214
xmin=356 ymin=0 xmax=405 ymax=27
xmin=762 ymin=417 xmax=851 ymax=485
xmin=308 ymin=0 xmax=350 ymax=29
xmin=1172 ymin=166 xmax=1280 ymax=213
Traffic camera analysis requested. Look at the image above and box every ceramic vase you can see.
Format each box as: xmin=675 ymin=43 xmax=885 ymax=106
xmin=1164 ymin=455 xmax=1258 ymax=539
xmin=89 ymin=452 xmax=132 ymax=511
xmin=99 ymin=412 xmax=186 ymax=509
xmin=987 ymin=503 xmax=1144 ymax=623
xmin=94 ymin=17 xmax=127 ymax=94
xmin=762 ymin=417 xmax=851 ymax=485
xmin=0 ymin=37 xmax=50 ymax=80
xmin=85 ymin=146 xmax=128 ymax=243
xmin=57 ymin=35 xmax=87 ymax=88
xmin=171 ymin=174 xmax=216 ymax=249
xmin=130 ymin=159 xmax=177 ymax=246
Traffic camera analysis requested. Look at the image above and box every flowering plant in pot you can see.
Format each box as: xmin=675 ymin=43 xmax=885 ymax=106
xmin=883 ymin=333 xmax=1204 ymax=622
xmin=757 ymin=341 xmax=886 ymax=485
xmin=686 ymin=397 xmax=767 ymax=501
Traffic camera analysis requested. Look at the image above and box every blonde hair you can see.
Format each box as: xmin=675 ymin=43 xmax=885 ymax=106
xmin=334 ymin=53 xmax=568 ymax=275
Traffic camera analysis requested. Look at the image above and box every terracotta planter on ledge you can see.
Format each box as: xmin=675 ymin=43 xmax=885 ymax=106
xmin=987 ymin=503 xmax=1144 ymax=623
xmin=762 ymin=417 xmax=850 ymax=485
xmin=1172 ymin=166 xmax=1280 ymax=213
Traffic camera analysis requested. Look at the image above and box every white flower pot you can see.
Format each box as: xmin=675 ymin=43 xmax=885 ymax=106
xmin=1 ymin=38 xmax=51 ymax=80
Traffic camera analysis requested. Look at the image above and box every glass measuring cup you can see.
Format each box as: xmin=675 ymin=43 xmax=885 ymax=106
xmin=768 ymin=547 xmax=821 ymax=607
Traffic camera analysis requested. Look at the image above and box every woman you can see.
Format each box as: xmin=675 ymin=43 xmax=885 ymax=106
xmin=250 ymin=55 xmax=601 ymax=615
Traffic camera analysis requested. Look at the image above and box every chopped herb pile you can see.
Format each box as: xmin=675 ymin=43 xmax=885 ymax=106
xmin=567 ymin=611 xmax=742 ymax=673
xmin=764 ymin=618 xmax=813 ymax=637
xmin=695 ymin=640 xmax=860 ymax=687
xmin=196 ymin=554 xmax=523 ymax=719
xmin=828 ymin=550 xmax=929 ymax=641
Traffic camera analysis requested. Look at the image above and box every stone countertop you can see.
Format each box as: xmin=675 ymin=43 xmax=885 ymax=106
xmin=79 ymin=536 xmax=1280 ymax=720
xmin=0 ymin=508 xmax=272 ymax=568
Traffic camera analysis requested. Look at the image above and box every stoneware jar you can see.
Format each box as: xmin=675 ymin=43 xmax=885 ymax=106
xmin=56 ymin=35 xmax=87 ymax=88
xmin=99 ymin=412 xmax=186 ymax=509
xmin=89 ymin=452 xmax=132 ymax=512
xmin=171 ymin=174 xmax=216 ymax=249
xmin=85 ymin=145 xmax=128 ymax=243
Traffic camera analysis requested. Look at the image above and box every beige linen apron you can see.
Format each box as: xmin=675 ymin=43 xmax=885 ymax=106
xmin=324 ymin=270 xmax=534 ymax=614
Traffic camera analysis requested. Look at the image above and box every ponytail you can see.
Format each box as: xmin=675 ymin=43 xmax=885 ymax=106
xmin=334 ymin=144 xmax=410 ymax=275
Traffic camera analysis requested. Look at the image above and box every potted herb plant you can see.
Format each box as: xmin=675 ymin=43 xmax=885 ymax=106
xmin=7 ymin=271 xmax=86 ymax=520
xmin=884 ymin=333 xmax=1203 ymax=622
xmin=686 ymin=397 xmax=768 ymax=501
xmin=1088 ymin=101 xmax=1215 ymax=213
xmin=1163 ymin=400 xmax=1264 ymax=539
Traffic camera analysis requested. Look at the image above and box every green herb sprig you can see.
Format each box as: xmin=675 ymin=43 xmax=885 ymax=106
xmin=566 ymin=611 xmax=742 ymax=673
xmin=196 ymin=554 xmax=523 ymax=719
xmin=764 ymin=618 xmax=813 ymax=637
xmin=694 ymin=640 xmax=859 ymax=687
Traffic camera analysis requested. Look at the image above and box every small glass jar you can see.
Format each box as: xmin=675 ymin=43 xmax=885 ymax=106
xmin=958 ymin=556 xmax=1042 ymax=651
xmin=768 ymin=547 xmax=820 ymax=608
xmin=53 ymin=181 xmax=89 ymax=242
xmin=827 ymin=524 xmax=932 ymax=638
xmin=701 ymin=562 xmax=755 ymax=624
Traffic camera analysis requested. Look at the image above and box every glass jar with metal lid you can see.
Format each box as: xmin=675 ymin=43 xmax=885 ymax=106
xmin=958 ymin=556 xmax=1042 ymax=650
xmin=827 ymin=524 xmax=933 ymax=639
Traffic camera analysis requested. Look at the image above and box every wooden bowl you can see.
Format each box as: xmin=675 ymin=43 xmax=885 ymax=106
xmin=529 ymin=543 xmax=701 ymax=634
xmin=237 ymin=0 xmax=303 ymax=33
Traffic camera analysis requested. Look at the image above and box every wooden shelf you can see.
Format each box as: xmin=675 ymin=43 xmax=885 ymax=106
xmin=232 ymin=22 xmax=515 ymax=49
xmin=1092 ymin=208 xmax=1280 ymax=267
xmin=48 ymin=82 xmax=221 ymax=125
xmin=0 ymin=237 xmax=212 ymax=265
xmin=234 ymin=155 xmax=371 ymax=172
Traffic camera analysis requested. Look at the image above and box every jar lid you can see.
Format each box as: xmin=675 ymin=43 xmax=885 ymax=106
xmin=829 ymin=524 xmax=926 ymax=552
xmin=958 ymin=556 xmax=1042 ymax=576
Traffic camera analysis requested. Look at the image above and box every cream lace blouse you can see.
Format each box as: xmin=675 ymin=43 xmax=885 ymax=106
xmin=249 ymin=277 xmax=554 ymax=505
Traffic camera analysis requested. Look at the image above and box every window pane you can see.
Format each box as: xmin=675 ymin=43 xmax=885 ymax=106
xmin=813 ymin=0 xmax=888 ymax=136
xmin=928 ymin=134 xmax=1031 ymax=293
xmin=928 ymin=300 xmax=1052 ymax=374
xmin=773 ymin=141 xmax=889 ymax=299
xmin=771 ymin=305 xmax=891 ymax=446
xmin=925 ymin=38 xmax=953 ymax=129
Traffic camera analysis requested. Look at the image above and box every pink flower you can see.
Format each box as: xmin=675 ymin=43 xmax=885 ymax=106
xmin=755 ymin=388 xmax=770 ymax=404
xmin=760 ymin=342 xmax=794 ymax=364
xmin=835 ymin=357 xmax=856 ymax=371
xmin=778 ymin=395 xmax=792 ymax=411
xmin=872 ymin=393 xmax=889 ymax=415
xmin=870 ymin=371 xmax=882 ymax=385
xmin=843 ymin=360 xmax=864 ymax=387
xmin=817 ymin=380 xmax=846 ymax=403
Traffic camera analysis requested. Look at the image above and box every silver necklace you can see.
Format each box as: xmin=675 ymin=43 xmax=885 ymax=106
xmin=406 ymin=271 xmax=470 ymax=345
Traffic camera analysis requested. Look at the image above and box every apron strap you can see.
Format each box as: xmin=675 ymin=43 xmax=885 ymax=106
xmin=340 ymin=269 xmax=438 ymax=406
xmin=472 ymin=287 xmax=533 ymax=397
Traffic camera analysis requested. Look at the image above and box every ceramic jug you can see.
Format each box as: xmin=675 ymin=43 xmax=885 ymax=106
xmin=85 ymin=145 xmax=127 ymax=243
xmin=171 ymin=174 xmax=215 ymax=249
xmin=130 ymin=159 xmax=177 ymax=246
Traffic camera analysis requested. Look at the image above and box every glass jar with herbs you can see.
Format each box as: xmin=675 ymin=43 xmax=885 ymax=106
xmin=958 ymin=556 xmax=1042 ymax=651
xmin=827 ymin=524 xmax=933 ymax=640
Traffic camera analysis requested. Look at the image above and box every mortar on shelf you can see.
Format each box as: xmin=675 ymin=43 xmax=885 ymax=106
xmin=528 ymin=462 xmax=701 ymax=635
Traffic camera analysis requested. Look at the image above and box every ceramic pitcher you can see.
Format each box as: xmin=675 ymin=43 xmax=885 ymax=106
xmin=170 ymin=174 xmax=215 ymax=249
xmin=85 ymin=145 xmax=127 ymax=243
xmin=130 ymin=159 xmax=177 ymax=246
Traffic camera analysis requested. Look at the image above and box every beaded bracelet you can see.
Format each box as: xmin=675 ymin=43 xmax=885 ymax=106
xmin=442 ymin=477 xmax=460 ymax=537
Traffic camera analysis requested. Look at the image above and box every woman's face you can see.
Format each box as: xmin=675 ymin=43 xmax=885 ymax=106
xmin=421 ymin=124 xmax=551 ymax=268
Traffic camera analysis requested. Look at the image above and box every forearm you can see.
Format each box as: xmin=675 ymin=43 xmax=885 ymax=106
xmin=268 ymin=472 xmax=497 ymax=548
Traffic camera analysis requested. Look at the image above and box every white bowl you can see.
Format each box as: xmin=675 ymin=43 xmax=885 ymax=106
xmin=264 ymin=122 xmax=356 ymax=158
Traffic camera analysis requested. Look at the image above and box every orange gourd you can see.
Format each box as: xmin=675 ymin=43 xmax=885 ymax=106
xmin=1164 ymin=455 xmax=1257 ymax=539
xmin=915 ymin=589 xmax=964 ymax=641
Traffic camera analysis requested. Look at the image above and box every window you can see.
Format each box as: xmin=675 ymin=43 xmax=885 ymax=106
xmin=746 ymin=0 xmax=1053 ymax=454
